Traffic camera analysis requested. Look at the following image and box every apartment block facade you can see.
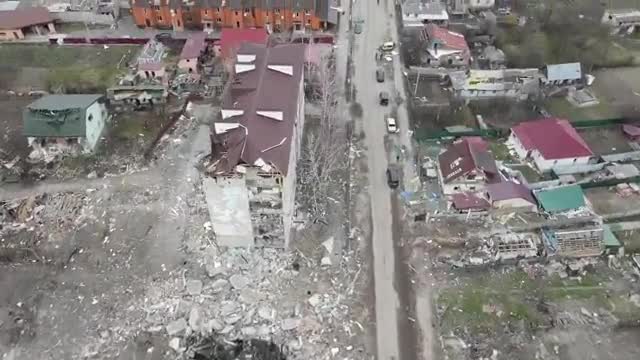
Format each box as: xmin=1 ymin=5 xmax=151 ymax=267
xmin=131 ymin=0 xmax=335 ymax=32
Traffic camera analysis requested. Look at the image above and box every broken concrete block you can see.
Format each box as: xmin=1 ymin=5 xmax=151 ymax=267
xmin=257 ymin=325 xmax=271 ymax=336
xmin=322 ymin=236 xmax=334 ymax=253
xmin=207 ymin=319 xmax=224 ymax=332
xmin=321 ymin=256 xmax=332 ymax=266
xmin=169 ymin=337 xmax=181 ymax=352
xmin=220 ymin=301 xmax=238 ymax=316
xmin=241 ymin=326 xmax=257 ymax=336
xmin=308 ymin=294 xmax=322 ymax=307
xmin=185 ymin=280 xmax=203 ymax=296
xmin=205 ymin=263 xmax=224 ymax=278
xmin=331 ymin=347 xmax=339 ymax=357
xmin=166 ymin=318 xmax=187 ymax=336
xmin=189 ymin=308 xmax=201 ymax=331
xmin=281 ymin=318 xmax=299 ymax=331
xmin=210 ymin=278 xmax=229 ymax=293
xmin=258 ymin=306 xmax=274 ymax=321
xmin=229 ymin=274 xmax=250 ymax=290
xmin=87 ymin=171 xmax=97 ymax=179
xmin=224 ymin=314 xmax=242 ymax=325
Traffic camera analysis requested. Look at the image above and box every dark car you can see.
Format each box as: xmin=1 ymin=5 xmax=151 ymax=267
xmin=376 ymin=68 xmax=384 ymax=82
xmin=386 ymin=166 xmax=400 ymax=189
xmin=379 ymin=91 xmax=389 ymax=106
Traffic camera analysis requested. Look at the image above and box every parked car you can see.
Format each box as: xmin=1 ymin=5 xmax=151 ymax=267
xmin=385 ymin=116 xmax=398 ymax=133
xmin=379 ymin=91 xmax=389 ymax=106
xmin=376 ymin=68 xmax=385 ymax=82
xmin=386 ymin=166 xmax=400 ymax=189
xmin=380 ymin=41 xmax=395 ymax=51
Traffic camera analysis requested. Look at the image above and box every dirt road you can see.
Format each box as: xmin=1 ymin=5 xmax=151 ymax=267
xmin=349 ymin=0 xmax=434 ymax=358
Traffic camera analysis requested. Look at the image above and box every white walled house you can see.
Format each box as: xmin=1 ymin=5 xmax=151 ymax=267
xmin=178 ymin=32 xmax=207 ymax=74
xmin=204 ymin=43 xmax=306 ymax=248
xmin=485 ymin=181 xmax=537 ymax=212
xmin=23 ymin=94 xmax=108 ymax=160
xmin=508 ymin=118 xmax=593 ymax=173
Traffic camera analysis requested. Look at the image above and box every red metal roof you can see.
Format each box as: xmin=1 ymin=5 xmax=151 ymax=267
xmin=486 ymin=181 xmax=536 ymax=205
xmin=220 ymin=28 xmax=268 ymax=58
xmin=511 ymin=118 xmax=593 ymax=159
xmin=451 ymin=192 xmax=490 ymax=211
xmin=0 ymin=7 xmax=52 ymax=30
xmin=180 ymin=32 xmax=207 ymax=59
xmin=438 ymin=137 xmax=499 ymax=184
xmin=423 ymin=24 xmax=469 ymax=51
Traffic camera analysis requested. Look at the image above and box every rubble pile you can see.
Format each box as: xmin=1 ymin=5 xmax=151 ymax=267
xmin=132 ymin=247 xmax=364 ymax=359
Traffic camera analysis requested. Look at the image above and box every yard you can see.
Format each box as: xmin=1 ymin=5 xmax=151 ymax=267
xmin=0 ymin=44 xmax=137 ymax=93
xmin=578 ymin=127 xmax=633 ymax=155
xmin=584 ymin=186 xmax=640 ymax=215
xmin=545 ymin=96 xmax=619 ymax=122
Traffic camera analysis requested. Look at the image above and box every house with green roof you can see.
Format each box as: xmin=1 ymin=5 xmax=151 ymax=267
xmin=23 ymin=94 xmax=108 ymax=157
xmin=534 ymin=184 xmax=586 ymax=213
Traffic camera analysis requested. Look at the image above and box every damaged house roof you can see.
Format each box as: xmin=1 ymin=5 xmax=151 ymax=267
xmin=214 ymin=42 xmax=306 ymax=175
xmin=180 ymin=32 xmax=207 ymax=59
xmin=438 ymin=137 xmax=500 ymax=184
xmin=23 ymin=94 xmax=103 ymax=138
xmin=220 ymin=28 xmax=268 ymax=58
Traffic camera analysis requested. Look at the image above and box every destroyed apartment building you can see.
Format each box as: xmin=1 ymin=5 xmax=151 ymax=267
xmin=23 ymin=94 xmax=108 ymax=162
xmin=204 ymin=42 xmax=306 ymax=248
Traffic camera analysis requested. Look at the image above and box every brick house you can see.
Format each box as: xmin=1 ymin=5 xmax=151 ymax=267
xmin=131 ymin=0 xmax=334 ymax=31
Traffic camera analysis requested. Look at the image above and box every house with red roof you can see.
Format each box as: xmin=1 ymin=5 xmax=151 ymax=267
xmin=508 ymin=118 xmax=593 ymax=172
xmin=485 ymin=181 xmax=537 ymax=212
xmin=204 ymin=42 xmax=306 ymax=248
xmin=0 ymin=7 xmax=55 ymax=41
xmin=438 ymin=137 xmax=501 ymax=195
xmin=218 ymin=28 xmax=268 ymax=60
xmin=420 ymin=23 xmax=470 ymax=67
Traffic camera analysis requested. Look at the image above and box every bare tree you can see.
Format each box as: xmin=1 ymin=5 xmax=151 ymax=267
xmin=298 ymin=54 xmax=348 ymax=219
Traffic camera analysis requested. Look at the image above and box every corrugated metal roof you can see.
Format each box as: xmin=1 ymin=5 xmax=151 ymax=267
xmin=546 ymin=62 xmax=582 ymax=82
xmin=23 ymin=95 xmax=103 ymax=138
xmin=0 ymin=7 xmax=52 ymax=30
xmin=534 ymin=185 xmax=585 ymax=213
xmin=511 ymin=118 xmax=593 ymax=160
xmin=27 ymin=94 xmax=103 ymax=111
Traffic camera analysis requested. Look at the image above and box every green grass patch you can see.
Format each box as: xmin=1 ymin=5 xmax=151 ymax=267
xmin=0 ymin=44 xmax=136 ymax=92
xmin=111 ymin=118 xmax=154 ymax=141
xmin=613 ymin=231 xmax=640 ymax=253
xmin=489 ymin=141 xmax=513 ymax=162
xmin=545 ymin=97 xmax=619 ymax=122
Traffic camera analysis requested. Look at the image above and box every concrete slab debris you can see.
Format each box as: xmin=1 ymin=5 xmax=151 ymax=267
xmin=166 ymin=318 xmax=187 ymax=336
xmin=308 ymin=294 xmax=322 ymax=307
xmin=229 ymin=274 xmax=250 ymax=290
xmin=281 ymin=318 xmax=300 ymax=331
xmin=169 ymin=337 xmax=181 ymax=352
xmin=202 ymin=177 xmax=254 ymax=247
xmin=185 ymin=279 xmax=203 ymax=296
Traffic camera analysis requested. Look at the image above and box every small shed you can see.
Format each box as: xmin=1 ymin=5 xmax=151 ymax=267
xmin=623 ymin=124 xmax=640 ymax=141
xmin=534 ymin=184 xmax=586 ymax=213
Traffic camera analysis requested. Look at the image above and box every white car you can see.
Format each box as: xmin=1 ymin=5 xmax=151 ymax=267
xmin=380 ymin=41 xmax=395 ymax=51
xmin=386 ymin=117 xmax=399 ymax=133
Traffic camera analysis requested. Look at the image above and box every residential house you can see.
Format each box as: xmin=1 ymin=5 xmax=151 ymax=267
xmin=602 ymin=8 xmax=640 ymax=32
xmin=467 ymin=0 xmax=494 ymax=10
xmin=508 ymin=118 xmax=593 ymax=172
xmin=449 ymin=68 xmax=539 ymax=100
xmin=541 ymin=225 xmax=604 ymax=257
xmin=543 ymin=63 xmax=582 ymax=86
xmin=403 ymin=0 xmax=449 ymax=27
xmin=23 ymin=95 xmax=108 ymax=160
xmin=137 ymin=62 xmax=166 ymax=81
xmin=131 ymin=0 xmax=335 ymax=31
xmin=421 ymin=23 xmax=470 ymax=67
xmin=485 ymin=181 xmax=537 ymax=212
xmin=204 ymin=42 xmax=306 ymax=248
xmin=178 ymin=32 xmax=208 ymax=74
xmin=438 ymin=137 xmax=501 ymax=195
xmin=218 ymin=27 xmax=268 ymax=60
xmin=0 ymin=7 xmax=56 ymax=41
xmin=137 ymin=39 xmax=167 ymax=81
